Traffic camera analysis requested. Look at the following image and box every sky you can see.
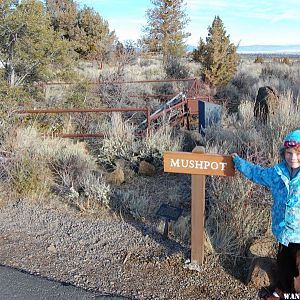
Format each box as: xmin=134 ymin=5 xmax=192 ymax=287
xmin=76 ymin=0 xmax=300 ymax=47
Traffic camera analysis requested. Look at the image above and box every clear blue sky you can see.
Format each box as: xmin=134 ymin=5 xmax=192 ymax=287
xmin=76 ymin=0 xmax=300 ymax=46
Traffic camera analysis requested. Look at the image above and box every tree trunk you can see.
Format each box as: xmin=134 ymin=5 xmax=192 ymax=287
xmin=5 ymin=33 xmax=16 ymax=87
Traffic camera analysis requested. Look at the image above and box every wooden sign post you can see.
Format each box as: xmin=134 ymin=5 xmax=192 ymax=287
xmin=164 ymin=146 xmax=235 ymax=265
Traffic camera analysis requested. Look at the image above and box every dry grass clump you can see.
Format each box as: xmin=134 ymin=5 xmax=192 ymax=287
xmin=1 ymin=127 xmax=111 ymax=211
xmin=217 ymin=60 xmax=300 ymax=111
xmin=97 ymin=113 xmax=182 ymax=167
xmin=140 ymin=125 xmax=182 ymax=161
xmin=4 ymin=150 xmax=54 ymax=200
xmin=203 ymin=132 xmax=272 ymax=263
xmin=113 ymin=187 xmax=155 ymax=221
xmin=205 ymin=174 xmax=271 ymax=259
xmin=97 ymin=113 xmax=137 ymax=165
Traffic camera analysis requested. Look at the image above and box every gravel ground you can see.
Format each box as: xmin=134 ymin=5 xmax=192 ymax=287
xmin=0 ymin=199 xmax=261 ymax=300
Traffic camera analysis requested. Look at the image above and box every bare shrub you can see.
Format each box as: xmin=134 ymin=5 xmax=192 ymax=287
xmin=113 ymin=188 xmax=156 ymax=221
xmin=205 ymin=173 xmax=271 ymax=260
xmin=260 ymin=62 xmax=290 ymax=80
xmin=254 ymin=56 xmax=264 ymax=64
xmin=231 ymin=70 xmax=259 ymax=97
xmin=163 ymin=56 xmax=190 ymax=79
xmin=1 ymin=127 xmax=111 ymax=210
xmin=5 ymin=151 xmax=53 ymax=200
xmin=97 ymin=113 xmax=137 ymax=165
xmin=139 ymin=125 xmax=182 ymax=162
xmin=73 ymin=174 xmax=111 ymax=211
xmin=152 ymin=82 xmax=174 ymax=99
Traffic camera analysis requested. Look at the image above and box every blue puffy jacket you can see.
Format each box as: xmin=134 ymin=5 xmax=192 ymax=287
xmin=233 ymin=156 xmax=300 ymax=246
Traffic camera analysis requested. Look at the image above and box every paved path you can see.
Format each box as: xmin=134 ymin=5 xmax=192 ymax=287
xmin=0 ymin=265 xmax=132 ymax=300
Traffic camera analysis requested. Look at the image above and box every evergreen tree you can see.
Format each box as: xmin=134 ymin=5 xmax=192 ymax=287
xmin=0 ymin=0 xmax=74 ymax=86
xmin=142 ymin=0 xmax=190 ymax=59
xmin=46 ymin=1 xmax=116 ymax=60
xmin=45 ymin=0 xmax=79 ymax=41
xmin=76 ymin=6 xmax=116 ymax=60
xmin=193 ymin=16 xmax=238 ymax=87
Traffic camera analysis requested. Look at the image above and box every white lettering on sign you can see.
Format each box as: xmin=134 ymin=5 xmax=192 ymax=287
xmin=170 ymin=159 xmax=227 ymax=171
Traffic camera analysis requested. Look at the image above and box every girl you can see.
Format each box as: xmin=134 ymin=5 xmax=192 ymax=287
xmin=232 ymin=130 xmax=300 ymax=300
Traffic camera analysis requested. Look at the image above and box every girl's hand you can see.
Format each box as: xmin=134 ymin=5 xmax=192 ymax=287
xmin=231 ymin=153 xmax=238 ymax=158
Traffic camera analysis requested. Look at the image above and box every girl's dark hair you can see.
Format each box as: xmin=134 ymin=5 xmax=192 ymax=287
xmin=279 ymin=146 xmax=285 ymax=161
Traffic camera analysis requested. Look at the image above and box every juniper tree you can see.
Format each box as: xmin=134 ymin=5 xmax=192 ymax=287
xmin=45 ymin=0 xmax=79 ymax=41
xmin=46 ymin=1 xmax=116 ymax=60
xmin=0 ymin=0 xmax=74 ymax=86
xmin=76 ymin=6 xmax=116 ymax=60
xmin=193 ymin=16 xmax=238 ymax=87
xmin=142 ymin=0 xmax=190 ymax=60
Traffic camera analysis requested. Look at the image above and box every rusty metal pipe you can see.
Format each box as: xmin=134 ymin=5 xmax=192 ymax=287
xmin=98 ymin=78 xmax=195 ymax=84
xmin=46 ymin=131 xmax=145 ymax=139
xmin=126 ymin=94 xmax=177 ymax=98
xmin=14 ymin=107 xmax=149 ymax=114
xmin=42 ymin=78 xmax=196 ymax=85
xmin=54 ymin=133 xmax=107 ymax=138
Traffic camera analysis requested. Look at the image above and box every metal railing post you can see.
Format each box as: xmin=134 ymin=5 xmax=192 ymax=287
xmin=146 ymin=107 xmax=151 ymax=137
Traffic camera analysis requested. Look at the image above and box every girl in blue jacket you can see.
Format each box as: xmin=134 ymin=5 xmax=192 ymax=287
xmin=232 ymin=129 xmax=300 ymax=300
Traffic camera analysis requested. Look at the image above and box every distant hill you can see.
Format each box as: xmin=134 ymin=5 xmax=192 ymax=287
xmin=237 ymin=44 xmax=300 ymax=54
xmin=187 ymin=44 xmax=300 ymax=54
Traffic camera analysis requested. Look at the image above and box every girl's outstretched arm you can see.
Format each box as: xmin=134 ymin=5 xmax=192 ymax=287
xmin=232 ymin=154 xmax=274 ymax=188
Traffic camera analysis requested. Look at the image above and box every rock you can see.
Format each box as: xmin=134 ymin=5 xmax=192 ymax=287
xmin=138 ymin=161 xmax=156 ymax=176
xmin=254 ymin=86 xmax=280 ymax=123
xmin=115 ymin=159 xmax=135 ymax=179
xmin=247 ymin=237 xmax=277 ymax=258
xmin=47 ymin=243 xmax=57 ymax=254
xmin=107 ymin=166 xmax=125 ymax=185
xmin=247 ymin=257 xmax=277 ymax=288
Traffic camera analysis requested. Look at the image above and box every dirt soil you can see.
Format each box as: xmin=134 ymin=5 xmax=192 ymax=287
xmin=0 ymin=196 xmax=264 ymax=300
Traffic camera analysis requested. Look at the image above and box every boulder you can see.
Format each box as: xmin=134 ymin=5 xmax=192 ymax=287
xmin=247 ymin=257 xmax=277 ymax=288
xmin=138 ymin=161 xmax=156 ymax=176
xmin=47 ymin=243 xmax=57 ymax=254
xmin=254 ymin=86 xmax=279 ymax=123
xmin=115 ymin=159 xmax=135 ymax=179
xmin=246 ymin=237 xmax=278 ymax=288
xmin=107 ymin=166 xmax=125 ymax=185
xmin=247 ymin=237 xmax=277 ymax=258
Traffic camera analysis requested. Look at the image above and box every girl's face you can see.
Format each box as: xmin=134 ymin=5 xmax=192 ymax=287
xmin=284 ymin=148 xmax=300 ymax=169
